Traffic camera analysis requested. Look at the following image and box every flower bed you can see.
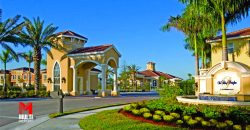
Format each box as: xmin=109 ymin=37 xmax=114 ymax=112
xmin=122 ymin=100 xmax=250 ymax=130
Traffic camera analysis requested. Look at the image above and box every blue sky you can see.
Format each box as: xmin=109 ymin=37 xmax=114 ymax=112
xmin=1 ymin=0 xmax=250 ymax=79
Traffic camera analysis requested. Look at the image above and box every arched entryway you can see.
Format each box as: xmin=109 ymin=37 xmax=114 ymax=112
xmin=67 ymin=44 xmax=121 ymax=96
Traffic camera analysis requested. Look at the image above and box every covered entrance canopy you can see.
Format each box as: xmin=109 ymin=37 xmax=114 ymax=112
xmin=68 ymin=44 xmax=121 ymax=97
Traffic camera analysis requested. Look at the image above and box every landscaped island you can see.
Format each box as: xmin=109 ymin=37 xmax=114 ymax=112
xmin=79 ymin=85 xmax=250 ymax=130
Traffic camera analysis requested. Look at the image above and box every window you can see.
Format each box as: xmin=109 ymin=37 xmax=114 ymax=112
xmin=53 ymin=63 xmax=60 ymax=91
xmin=24 ymin=75 xmax=27 ymax=79
xmin=12 ymin=75 xmax=16 ymax=79
xmin=44 ymin=75 xmax=47 ymax=82
xmin=18 ymin=75 xmax=20 ymax=79
xmin=153 ymin=80 xmax=157 ymax=87
xmin=227 ymin=43 xmax=234 ymax=53
xmin=71 ymin=37 xmax=74 ymax=42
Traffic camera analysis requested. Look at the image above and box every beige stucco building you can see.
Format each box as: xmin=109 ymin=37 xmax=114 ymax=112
xmin=0 ymin=70 xmax=11 ymax=87
xmin=46 ymin=30 xmax=121 ymax=96
xmin=10 ymin=67 xmax=35 ymax=87
xmin=196 ymin=27 xmax=250 ymax=101
xmin=134 ymin=62 xmax=181 ymax=90
xmin=0 ymin=68 xmax=48 ymax=87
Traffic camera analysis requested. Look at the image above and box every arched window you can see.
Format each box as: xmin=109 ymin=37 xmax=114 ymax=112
xmin=53 ymin=62 xmax=60 ymax=91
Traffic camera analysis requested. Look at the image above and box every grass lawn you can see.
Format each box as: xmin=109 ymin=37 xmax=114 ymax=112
xmin=79 ymin=109 xmax=185 ymax=130
xmin=49 ymin=103 xmax=129 ymax=118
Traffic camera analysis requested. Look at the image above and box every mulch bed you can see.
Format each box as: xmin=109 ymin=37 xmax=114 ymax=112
xmin=119 ymin=109 xmax=179 ymax=128
xmin=118 ymin=109 xmax=216 ymax=130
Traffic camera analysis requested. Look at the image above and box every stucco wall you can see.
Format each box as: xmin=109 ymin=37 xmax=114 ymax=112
xmin=211 ymin=39 xmax=250 ymax=67
xmin=47 ymin=48 xmax=70 ymax=93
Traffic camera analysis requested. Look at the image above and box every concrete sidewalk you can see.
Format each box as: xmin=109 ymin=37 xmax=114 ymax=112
xmin=2 ymin=105 xmax=124 ymax=130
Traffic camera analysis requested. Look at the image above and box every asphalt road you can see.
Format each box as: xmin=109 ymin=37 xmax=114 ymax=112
xmin=0 ymin=93 xmax=158 ymax=128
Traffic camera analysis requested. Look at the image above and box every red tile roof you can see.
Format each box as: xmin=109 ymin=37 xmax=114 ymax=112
xmin=139 ymin=70 xmax=158 ymax=77
xmin=211 ymin=27 xmax=250 ymax=41
xmin=68 ymin=44 xmax=112 ymax=55
xmin=154 ymin=71 xmax=175 ymax=79
xmin=138 ymin=70 xmax=181 ymax=79
xmin=57 ymin=30 xmax=88 ymax=40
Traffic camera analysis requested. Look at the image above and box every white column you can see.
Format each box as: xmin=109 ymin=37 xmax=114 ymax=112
xmin=113 ymin=68 xmax=118 ymax=92
xmin=86 ymin=69 xmax=91 ymax=94
xmin=72 ymin=67 xmax=78 ymax=93
xmin=101 ymin=64 xmax=107 ymax=96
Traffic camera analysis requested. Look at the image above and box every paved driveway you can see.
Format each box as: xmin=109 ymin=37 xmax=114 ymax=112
xmin=0 ymin=94 xmax=158 ymax=128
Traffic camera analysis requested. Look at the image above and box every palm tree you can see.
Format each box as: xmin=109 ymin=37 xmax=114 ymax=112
xmin=119 ymin=62 xmax=130 ymax=91
xmin=19 ymin=17 xmax=63 ymax=94
xmin=180 ymin=0 xmax=250 ymax=61
xmin=106 ymin=67 xmax=114 ymax=86
xmin=0 ymin=50 xmax=19 ymax=98
xmin=158 ymin=76 xmax=166 ymax=88
xmin=127 ymin=64 xmax=140 ymax=91
xmin=162 ymin=4 xmax=219 ymax=75
xmin=0 ymin=15 xmax=24 ymax=54
xmin=19 ymin=50 xmax=33 ymax=87
xmin=41 ymin=58 xmax=47 ymax=67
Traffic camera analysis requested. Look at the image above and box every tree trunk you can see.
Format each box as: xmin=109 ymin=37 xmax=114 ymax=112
xmin=133 ymin=73 xmax=137 ymax=91
xmin=221 ymin=11 xmax=228 ymax=61
xmin=28 ymin=62 xmax=31 ymax=87
xmin=204 ymin=51 xmax=207 ymax=69
xmin=201 ymin=48 xmax=204 ymax=69
xmin=232 ymin=52 xmax=235 ymax=62
xmin=194 ymin=35 xmax=200 ymax=76
xmin=33 ymin=47 xmax=41 ymax=95
xmin=3 ymin=62 xmax=7 ymax=98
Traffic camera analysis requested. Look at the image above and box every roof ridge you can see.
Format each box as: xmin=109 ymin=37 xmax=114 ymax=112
xmin=228 ymin=27 xmax=250 ymax=35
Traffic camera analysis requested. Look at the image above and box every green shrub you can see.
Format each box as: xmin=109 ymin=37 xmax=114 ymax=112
xmin=228 ymin=107 xmax=250 ymax=125
xmin=155 ymin=110 xmax=165 ymax=116
xmin=165 ymin=104 xmax=183 ymax=113
xmin=209 ymin=119 xmax=218 ymax=127
xmin=233 ymin=125 xmax=242 ymax=130
xmin=201 ymin=106 xmax=221 ymax=119
xmin=183 ymin=115 xmax=191 ymax=121
xmin=176 ymin=120 xmax=184 ymax=125
xmin=0 ymin=91 xmax=3 ymax=97
xmin=246 ymin=125 xmax=250 ymax=130
xmin=201 ymin=120 xmax=211 ymax=127
xmin=195 ymin=117 xmax=204 ymax=122
xmin=152 ymin=114 xmax=162 ymax=122
xmin=130 ymin=103 xmax=138 ymax=109
xmin=146 ymin=99 xmax=166 ymax=111
xmin=132 ymin=109 xmax=141 ymax=116
xmin=137 ymin=101 xmax=146 ymax=108
xmin=123 ymin=105 xmax=132 ymax=112
xmin=182 ymin=105 xmax=197 ymax=115
xmin=28 ymin=90 xmax=35 ymax=97
xmin=140 ymin=108 xmax=150 ymax=114
xmin=170 ymin=113 xmax=180 ymax=119
xmin=24 ymin=86 xmax=34 ymax=91
xmin=45 ymin=91 xmax=50 ymax=97
xmin=143 ymin=113 xmax=152 ymax=119
xmin=187 ymin=119 xmax=198 ymax=127
xmin=163 ymin=115 xmax=175 ymax=122
xmin=216 ymin=122 xmax=227 ymax=129
xmin=225 ymin=120 xmax=233 ymax=126
xmin=158 ymin=84 xmax=183 ymax=101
